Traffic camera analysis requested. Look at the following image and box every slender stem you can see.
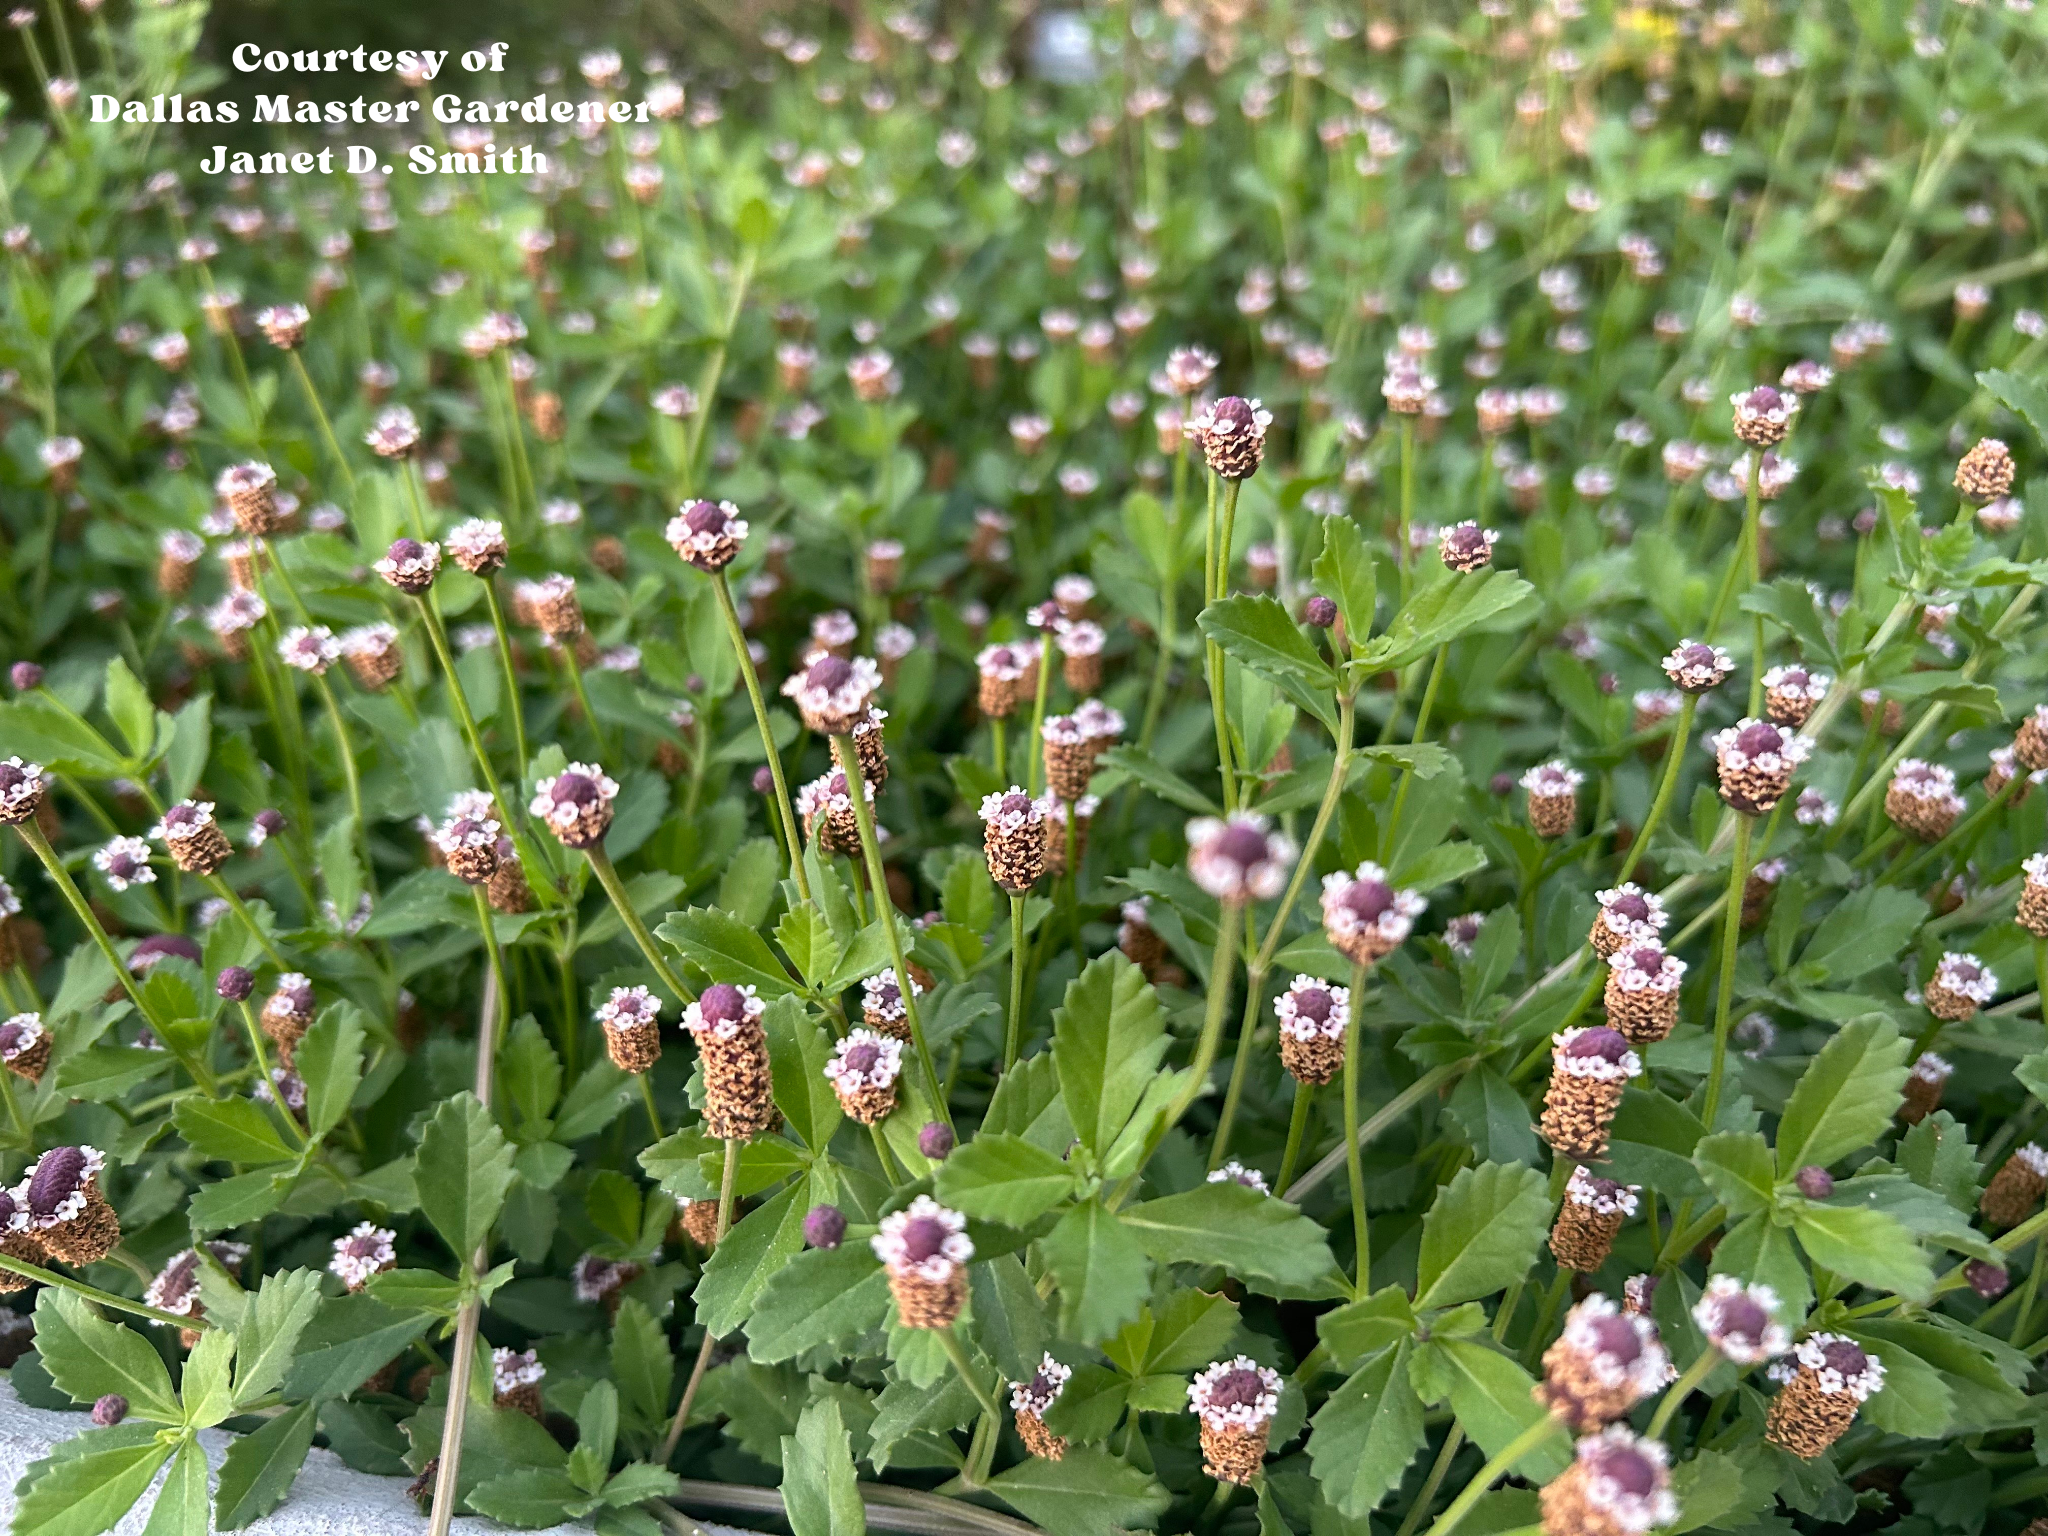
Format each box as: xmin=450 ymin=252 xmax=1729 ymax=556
xmin=682 ymin=248 xmax=757 ymax=493
xmin=831 ymin=735 xmax=949 ymax=1128
xmin=1397 ymin=418 xmax=1416 ymax=599
xmin=1394 ymin=1428 xmax=1466 ymax=1536
xmin=992 ymin=716 xmax=1007 ymax=784
xmin=1645 ymin=1348 xmax=1721 ymax=1439
xmin=712 ymin=573 xmax=809 ymax=903
xmin=204 ymin=875 xmax=288 ymax=970
xmin=660 ymin=1138 xmax=739 ymax=1462
xmin=428 ymin=964 xmax=503 ymax=1536
xmin=0 ymin=1067 xmax=29 ymax=1146
xmin=472 ymin=888 xmax=509 ymax=1075
xmin=1744 ymin=474 xmax=1765 ymax=716
xmin=1421 ymin=1415 xmax=1566 ymax=1536
xmin=1004 ymin=893 xmax=1027 ymax=1071
xmin=0 ymin=1253 xmax=212 ymax=1331
xmin=16 ymin=823 xmax=175 ymax=1046
xmin=1165 ymin=902 xmax=1246 ymax=1129
xmin=481 ymin=581 xmax=530 ymax=786
xmin=1203 ymin=474 xmax=1238 ymax=813
xmin=638 ymin=1074 xmax=665 ymax=1139
xmin=560 ymin=644 xmax=606 ymax=756
xmin=289 ymin=351 xmax=354 ymax=495
xmin=586 ymin=846 xmax=694 ymax=1006
xmin=937 ymin=1326 xmax=1003 ymax=1420
xmin=1207 ymin=968 xmax=1267 ymax=1170
xmin=1275 ymin=1081 xmax=1314 ymax=1195
xmin=1024 ymin=633 xmax=1054 ymax=798
xmin=1252 ymin=693 xmax=1356 ymax=977
xmin=313 ymin=672 xmax=372 ymax=891
xmin=1701 ymin=815 xmax=1756 ymax=1128
xmin=237 ymin=1000 xmax=306 ymax=1148
xmin=1343 ymin=958 xmax=1370 ymax=1289
xmin=1615 ymin=694 xmax=1698 ymax=885
xmin=1383 ymin=647 xmax=1447 ymax=861
xmin=1290 ymin=1060 xmax=1469 ymax=1198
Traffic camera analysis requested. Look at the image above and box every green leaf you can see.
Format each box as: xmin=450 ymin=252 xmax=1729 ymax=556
xmin=1413 ymin=1163 xmax=1551 ymax=1310
xmin=1354 ymin=570 xmax=1538 ymax=672
xmin=172 ymin=1095 xmax=297 ymax=1166
xmin=1713 ymin=1212 xmax=1813 ymax=1324
xmin=762 ymin=995 xmax=842 ymax=1152
xmin=1317 ymin=1286 xmax=1420 ymax=1370
xmin=164 ymin=694 xmax=212 ymax=802
xmin=465 ymin=1469 xmax=592 ymax=1528
xmin=746 ymin=1245 xmax=891 ymax=1363
xmin=1774 ymin=1016 xmax=1909 ymax=1176
xmin=781 ymin=1397 xmax=867 ymax=1536
xmin=1443 ymin=1065 xmax=1539 ymax=1166
xmin=655 ymin=906 xmax=799 ymax=997
xmin=1979 ymin=368 xmax=2048 ymax=450
xmin=869 ymin=1371 xmax=979 ymax=1470
xmin=1666 ymin=1449 xmax=1774 ymax=1535
xmin=935 ymin=1133 xmax=1078 ymax=1226
xmin=1053 ymin=953 xmax=1169 ymax=1155
xmin=612 ymin=1297 xmax=673 ymax=1430
xmin=499 ymin=1016 xmax=564 ymax=1135
xmin=1416 ymin=1338 xmax=1569 ymax=1481
xmin=1312 ymin=515 xmax=1379 ymax=653
xmin=33 ymin=1289 xmax=180 ymax=1422
xmin=416 ymin=1092 xmax=517 ymax=1259
xmin=1791 ymin=1203 xmax=1935 ymax=1301
xmin=295 ymin=1003 xmax=367 ymax=1139
xmin=1120 ymin=1181 xmax=1337 ymax=1291
xmin=1796 ymin=887 xmax=1926 ymax=984
xmin=1843 ymin=1329 xmax=1954 ymax=1438
xmin=1310 ymin=1342 xmax=1428 ymax=1519
xmin=179 ymin=1326 xmax=236 ymax=1428
xmin=214 ymin=1400 xmax=320 ymax=1528
xmin=1692 ymin=1131 xmax=1778 ymax=1217
xmin=232 ymin=1268 xmax=322 ymax=1408
xmin=279 ymin=1294 xmax=432 ymax=1401
xmin=1198 ymin=594 xmax=1340 ymax=732
xmin=138 ymin=1439 xmax=210 ymax=1536
xmin=189 ymin=1168 xmax=295 ymax=1235
xmin=555 ymin=1060 xmax=637 ymax=1141
xmin=1041 ymin=1200 xmax=1152 ymax=1343
xmin=103 ymin=657 xmax=155 ymax=760
xmin=318 ymin=817 xmax=364 ymax=939
xmin=983 ymin=1447 xmax=1172 ymax=1536
xmin=601 ymin=1463 xmax=683 ymax=1507
xmin=1103 ymin=1288 xmax=1242 ymax=1378
xmin=693 ymin=1179 xmax=811 ymax=1336
xmin=775 ymin=905 xmax=840 ymax=988
xmin=11 ymin=1430 xmax=174 ymax=1536
xmin=1095 ymin=745 xmax=1220 ymax=815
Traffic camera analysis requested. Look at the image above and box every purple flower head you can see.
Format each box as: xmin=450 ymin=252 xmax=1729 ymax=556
xmin=10 ymin=662 xmax=43 ymax=692
xmin=918 ymin=1122 xmax=955 ymax=1159
xmin=1794 ymin=1165 xmax=1834 ymax=1199
xmin=1304 ymin=595 xmax=1338 ymax=628
xmin=803 ymin=1204 xmax=846 ymax=1249
xmin=216 ymin=966 xmax=254 ymax=1002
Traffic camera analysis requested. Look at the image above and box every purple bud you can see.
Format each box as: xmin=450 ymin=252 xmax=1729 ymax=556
xmin=682 ymin=500 xmax=728 ymax=535
xmin=91 ymin=1394 xmax=128 ymax=1426
xmin=1965 ymin=1260 xmax=2009 ymax=1299
xmin=802 ymin=1204 xmax=846 ymax=1249
xmin=752 ymin=766 xmax=775 ymax=795
xmin=216 ymin=966 xmax=255 ymax=1001
xmin=254 ymin=808 xmax=286 ymax=834
xmin=918 ymin=1122 xmax=955 ymax=1160
xmin=698 ymin=983 xmax=747 ymax=1024
xmin=10 ymin=662 xmax=44 ymax=692
xmin=1794 ymin=1165 xmax=1834 ymax=1199
xmin=1303 ymin=595 xmax=1338 ymax=629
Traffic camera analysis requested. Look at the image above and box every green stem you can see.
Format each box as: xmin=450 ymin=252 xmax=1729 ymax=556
xmin=1208 ymin=967 xmax=1267 ymax=1171
xmin=16 ymin=822 xmax=180 ymax=1050
xmin=712 ymin=573 xmax=809 ymax=904
xmin=1275 ymin=1081 xmax=1314 ymax=1196
xmin=289 ymin=351 xmax=354 ymax=496
xmin=682 ymin=247 xmax=757 ymax=492
xmin=1615 ymin=694 xmax=1698 ymax=885
xmin=1004 ymin=893 xmax=1027 ymax=1071
xmin=204 ymin=874 xmax=288 ymax=970
xmin=313 ymin=672 xmax=372 ymax=892
xmin=1398 ymin=418 xmax=1416 ymax=600
xmin=586 ymin=846 xmax=694 ymax=1007
xmin=1394 ymin=1428 xmax=1466 ymax=1536
xmin=1165 ymin=901 xmax=1246 ymax=1130
xmin=481 ymin=581 xmax=530 ymax=785
xmin=237 ymin=1000 xmax=305 ymax=1148
xmin=1701 ymin=815 xmax=1756 ymax=1128
xmin=1024 ymin=633 xmax=1055 ymax=798
xmin=1343 ymin=958 xmax=1370 ymax=1289
xmin=1421 ymin=1414 xmax=1565 ymax=1536
xmin=936 ymin=1326 xmax=1002 ymax=1420
xmin=832 ymin=735 xmax=949 ymax=1128
xmin=1644 ymin=1348 xmax=1721 ymax=1439
xmin=0 ymin=1252 xmax=212 ymax=1331
xmin=659 ymin=1139 xmax=738 ymax=1463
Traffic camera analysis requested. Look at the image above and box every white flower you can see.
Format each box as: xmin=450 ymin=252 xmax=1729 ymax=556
xmin=92 ymin=837 xmax=155 ymax=891
xmin=277 ymin=626 xmax=341 ymax=674
xmin=1187 ymin=1356 xmax=1282 ymax=1431
xmin=329 ymin=1222 xmax=396 ymax=1289
xmin=870 ymin=1194 xmax=973 ymax=1282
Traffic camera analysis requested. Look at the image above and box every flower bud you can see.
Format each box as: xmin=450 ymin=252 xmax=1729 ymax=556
xmin=803 ymin=1204 xmax=846 ymax=1249
xmin=1794 ymin=1165 xmax=1834 ymax=1199
xmin=216 ymin=966 xmax=254 ymax=1002
xmin=1303 ymin=595 xmax=1338 ymax=629
xmin=918 ymin=1122 xmax=955 ymax=1160
xmin=92 ymin=1394 xmax=128 ymax=1426
xmin=9 ymin=662 xmax=43 ymax=692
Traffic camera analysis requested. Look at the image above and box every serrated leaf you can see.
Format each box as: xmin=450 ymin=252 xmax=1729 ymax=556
xmin=1199 ymin=594 xmax=1340 ymax=732
xmin=232 ymin=1268 xmax=322 ymax=1408
xmin=693 ymin=1178 xmax=811 ymax=1336
xmin=417 ymin=1092 xmax=517 ymax=1259
xmin=1120 ymin=1181 xmax=1337 ymax=1291
xmin=934 ymin=1133 xmax=1078 ymax=1225
xmin=1310 ymin=1342 xmax=1427 ymax=1518
xmin=1792 ymin=1203 xmax=1935 ymax=1301
xmin=1041 ymin=1200 xmax=1151 ymax=1343
xmin=1312 ymin=514 xmax=1379 ymax=654
xmin=11 ymin=1430 xmax=174 ymax=1536
xmin=984 ymin=1446 xmax=1172 ymax=1536
xmin=214 ymin=1399 xmax=319 ymax=1528
xmin=762 ymin=994 xmax=841 ymax=1152
xmin=1774 ymin=1016 xmax=1909 ymax=1176
xmin=33 ymin=1290 xmax=180 ymax=1422
xmin=172 ymin=1095 xmax=297 ymax=1166
xmin=179 ymin=1326 xmax=236 ymax=1428
xmin=1797 ymin=886 xmax=1926 ymax=984
xmin=612 ymin=1298 xmax=673 ymax=1431
xmin=1414 ymin=1163 xmax=1551 ymax=1310
xmin=1053 ymin=953 xmax=1168 ymax=1155
xmin=138 ymin=1439 xmax=209 ymax=1536
xmin=296 ymin=1002 xmax=367 ymax=1138
xmin=1693 ymin=1131 xmax=1778 ymax=1216
xmin=1417 ymin=1338 xmax=1569 ymax=1481
xmin=655 ymin=906 xmax=799 ymax=997
xmin=746 ymin=1245 xmax=890 ymax=1362
xmin=782 ymin=1396 xmax=866 ymax=1536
